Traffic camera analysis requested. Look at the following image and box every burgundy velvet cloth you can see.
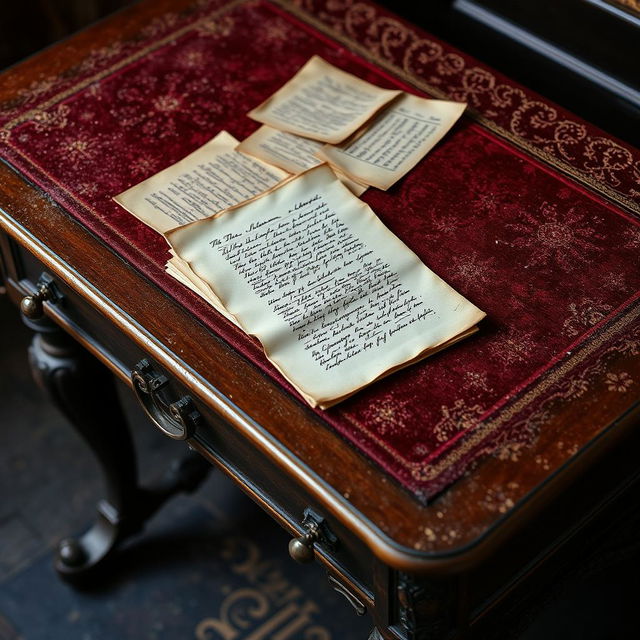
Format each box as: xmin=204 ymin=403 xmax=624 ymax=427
xmin=1 ymin=0 xmax=639 ymax=501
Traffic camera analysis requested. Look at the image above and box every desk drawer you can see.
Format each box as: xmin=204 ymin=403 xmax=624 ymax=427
xmin=4 ymin=236 xmax=376 ymax=614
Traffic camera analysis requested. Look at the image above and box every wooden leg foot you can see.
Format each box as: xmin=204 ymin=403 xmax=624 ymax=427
xmin=23 ymin=312 xmax=211 ymax=583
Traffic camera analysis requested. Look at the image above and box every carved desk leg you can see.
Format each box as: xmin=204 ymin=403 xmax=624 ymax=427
xmin=22 ymin=311 xmax=211 ymax=583
xmin=371 ymin=566 xmax=458 ymax=640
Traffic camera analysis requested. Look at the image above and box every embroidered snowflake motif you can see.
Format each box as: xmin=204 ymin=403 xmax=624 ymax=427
xmin=431 ymin=214 xmax=464 ymax=235
xmin=432 ymin=399 xmax=484 ymax=443
xmin=490 ymin=328 xmax=537 ymax=366
xmin=506 ymin=201 xmax=602 ymax=271
xmin=623 ymin=226 xmax=640 ymax=250
xmin=562 ymin=298 xmax=613 ymax=337
xmin=58 ymin=134 xmax=100 ymax=165
xmin=463 ymin=370 xmax=492 ymax=392
xmin=363 ymin=397 xmax=410 ymax=436
xmin=153 ymin=95 xmax=182 ymax=113
xmin=470 ymin=191 xmax=500 ymax=214
xmin=450 ymin=252 xmax=496 ymax=287
xmin=605 ymin=372 xmax=633 ymax=393
xmin=178 ymin=50 xmax=206 ymax=69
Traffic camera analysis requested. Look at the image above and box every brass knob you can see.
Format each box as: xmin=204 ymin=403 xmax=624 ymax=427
xmin=288 ymin=528 xmax=318 ymax=564
xmin=20 ymin=282 xmax=54 ymax=319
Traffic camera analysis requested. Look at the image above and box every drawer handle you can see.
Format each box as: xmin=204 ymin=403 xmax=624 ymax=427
xmin=20 ymin=273 xmax=60 ymax=320
xmin=131 ymin=359 xmax=200 ymax=440
xmin=288 ymin=524 xmax=319 ymax=564
xmin=288 ymin=508 xmax=338 ymax=564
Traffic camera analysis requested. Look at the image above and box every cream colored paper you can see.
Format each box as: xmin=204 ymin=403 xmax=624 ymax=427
xmin=317 ymin=95 xmax=466 ymax=190
xmin=333 ymin=169 xmax=368 ymax=197
xmin=165 ymin=254 xmax=240 ymax=325
xmin=114 ymin=131 xmax=288 ymax=233
xmin=248 ymin=56 xmax=401 ymax=144
xmin=167 ymin=165 xmax=484 ymax=408
xmin=237 ymin=125 xmax=324 ymax=173
xmin=237 ymin=125 xmax=368 ymax=196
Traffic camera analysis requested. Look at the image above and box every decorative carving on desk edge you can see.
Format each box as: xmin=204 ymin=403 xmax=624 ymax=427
xmin=397 ymin=573 xmax=454 ymax=640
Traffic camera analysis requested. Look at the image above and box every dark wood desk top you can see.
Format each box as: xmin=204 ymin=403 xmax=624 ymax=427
xmin=0 ymin=0 xmax=639 ymax=576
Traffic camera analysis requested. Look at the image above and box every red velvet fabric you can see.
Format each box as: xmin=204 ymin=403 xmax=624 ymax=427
xmin=1 ymin=0 xmax=639 ymax=500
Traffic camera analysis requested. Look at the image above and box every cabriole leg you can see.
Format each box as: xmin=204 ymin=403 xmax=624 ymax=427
xmin=22 ymin=311 xmax=210 ymax=583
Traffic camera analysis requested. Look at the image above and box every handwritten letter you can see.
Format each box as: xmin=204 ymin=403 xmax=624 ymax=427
xmin=167 ymin=165 xmax=484 ymax=408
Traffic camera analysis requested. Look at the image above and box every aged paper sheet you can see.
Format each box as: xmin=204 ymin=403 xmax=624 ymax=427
xmin=114 ymin=131 xmax=288 ymax=233
xmin=248 ymin=56 xmax=401 ymax=144
xmin=237 ymin=125 xmax=367 ymax=195
xmin=165 ymin=253 xmax=241 ymax=325
xmin=237 ymin=125 xmax=324 ymax=174
xmin=167 ymin=165 xmax=484 ymax=408
xmin=318 ymin=95 xmax=466 ymax=190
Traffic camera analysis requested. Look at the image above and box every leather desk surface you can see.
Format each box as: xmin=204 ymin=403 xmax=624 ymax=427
xmin=0 ymin=0 xmax=639 ymax=636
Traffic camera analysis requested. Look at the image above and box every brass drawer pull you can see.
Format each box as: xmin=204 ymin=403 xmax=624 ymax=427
xmin=131 ymin=358 xmax=201 ymax=440
xmin=288 ymin=524 xmax=319 ymax=564
xmin=20 ymin=273 xmax=60 ymax=320
xmin=288 ymin=508 xmax=338 ymax=564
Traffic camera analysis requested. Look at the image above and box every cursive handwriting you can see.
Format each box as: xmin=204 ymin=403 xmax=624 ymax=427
xmin=212 ymin=194 xmax=434 ymax=371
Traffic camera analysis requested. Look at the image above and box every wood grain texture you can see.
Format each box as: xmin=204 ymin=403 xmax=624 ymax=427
xmin=0 ymin=0 xmax=639 ymax=573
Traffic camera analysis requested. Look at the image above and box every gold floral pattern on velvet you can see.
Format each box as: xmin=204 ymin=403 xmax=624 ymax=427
xmin=563 ymin=299 xmax=614 ymax=338
xmin=431 ymin=399 xmax=485 ymax=444
xmin=362 ymin=396 xmax=411 ymax=436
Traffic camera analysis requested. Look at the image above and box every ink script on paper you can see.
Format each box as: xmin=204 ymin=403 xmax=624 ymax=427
xmin=114 ymin=131 xmax=288 ymax=233
xmin=248 ymin=56 xmax=401 ymax=144
xmin=167 ymin=165 xmax=484 ymax=408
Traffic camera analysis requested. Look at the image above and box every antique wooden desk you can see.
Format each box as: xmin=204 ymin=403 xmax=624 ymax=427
xmin=1 ymin=0 xmax=639 ymax=638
